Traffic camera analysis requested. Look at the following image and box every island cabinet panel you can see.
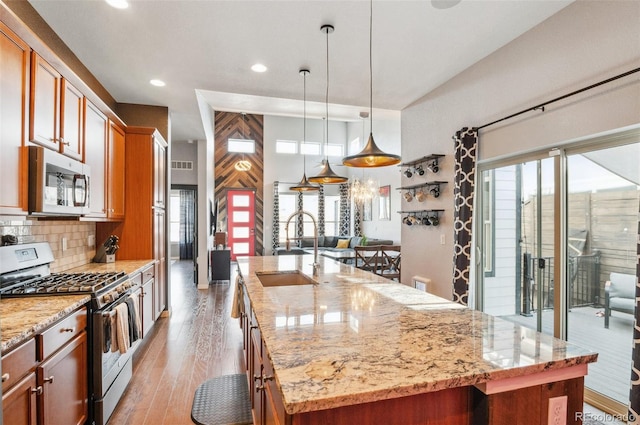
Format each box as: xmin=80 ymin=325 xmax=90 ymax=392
xmin=0 ymin=21 xmax=30 ymax=215
xmin=472 ymin=377 xmax=584 ymax=425
xmin=291 ymin=386 xmax=471 ymax=425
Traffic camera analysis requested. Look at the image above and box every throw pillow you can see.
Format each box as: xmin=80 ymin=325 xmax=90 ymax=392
xmin=349 ymin=237 xmax=362 ymax=248
xmin=336 ymin=238 xmax=350 ymax=249
xmin=361 ymin=235 xmax=368 ymax=246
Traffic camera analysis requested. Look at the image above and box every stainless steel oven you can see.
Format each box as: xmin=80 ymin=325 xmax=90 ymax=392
xmin=92 ymin=291 xmax=140 ymax=425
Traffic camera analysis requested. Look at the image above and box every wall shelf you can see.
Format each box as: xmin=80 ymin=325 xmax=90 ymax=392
xmin=397 ymin=209 xmax=444 ymax=226
xmin=396 ymin=181 xmax=447 ymax=199
xmin=399 ymin=154 xmax=444 ymax=175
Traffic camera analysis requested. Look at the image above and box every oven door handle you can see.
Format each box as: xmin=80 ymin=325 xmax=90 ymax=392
xmin=102 ymin=293 xmax=130 ymax=316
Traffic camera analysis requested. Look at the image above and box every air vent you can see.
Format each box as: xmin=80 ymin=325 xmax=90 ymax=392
xmin=171 ymin=160 xmax=193 ymax=170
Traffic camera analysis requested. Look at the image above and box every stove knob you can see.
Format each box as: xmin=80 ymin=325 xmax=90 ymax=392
xmin=102 ymin=293 xmax=112 ymax=303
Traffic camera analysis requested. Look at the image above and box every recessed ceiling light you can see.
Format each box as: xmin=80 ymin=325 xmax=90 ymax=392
xmin=251 ymin=63 xmax=267 ymax=73
xmin=105 ymin=0 xmax=129 ymax=9
xmin=150 ymin=79 xmax=166 ymax=87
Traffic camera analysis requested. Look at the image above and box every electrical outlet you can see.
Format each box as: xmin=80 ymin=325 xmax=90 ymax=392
xmin=440 ymin=234 xmax=445 ymax=245
xmin=548 ymin=396 xmax=567 ymax=425
xmin=88 ymin=235 xmax=95 ymax=247
xmin=61 ymin=237 xmax=68 ymax=252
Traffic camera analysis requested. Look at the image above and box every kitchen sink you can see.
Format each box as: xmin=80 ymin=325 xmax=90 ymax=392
xmin=256 ymin=270 xmax=317 ymax=287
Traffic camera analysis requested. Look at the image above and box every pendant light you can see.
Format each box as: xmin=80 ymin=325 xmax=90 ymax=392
xmin=233 ymin=113 xmax=252 ymax=172
xmin=309 ymin=24 xmax=348 ymax=184
xmin=342 ymin=0 xmax=400 ymax=168
xmin=290 ymin=69 xmax=320 ymax=192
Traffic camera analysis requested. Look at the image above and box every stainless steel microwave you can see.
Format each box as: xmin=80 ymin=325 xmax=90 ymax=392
xmin=28 ymin=146 xmax=90 ymax=216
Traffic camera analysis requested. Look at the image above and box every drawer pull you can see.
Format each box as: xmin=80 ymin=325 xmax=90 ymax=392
xmin=44 ymin=376 xmax=54 ymax=384
xmin=255 ymin=384 xmax=265 ymax=392
xmin=2 ymin=373 xmax=9 ymax=382
xmin=32 ymin=386 xmax=43 ymax=395
xmin=61 ymin=327 xmax=76 ymax=333
xmin=263 ymin=375 xmax=274 ymax=382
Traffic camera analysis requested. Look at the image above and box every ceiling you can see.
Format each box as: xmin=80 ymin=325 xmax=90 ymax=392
xmin=28 ymin=0 xmax=573 ymax=144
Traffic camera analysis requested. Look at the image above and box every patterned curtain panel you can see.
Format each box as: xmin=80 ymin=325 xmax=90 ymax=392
xmin=318 ymin=185 xmax=325 ymax=237
xmin=339 ymin=183 xmax=351 ymax=237
xmin=271 ymin=182 xmax=280 ymax=254
xmin=296 ymin=192 xmax=304 ymax=246
xmin=452 ymin=127 xmax=478 ymax=305
xmin=179 ymin=190 xmax=195 ymax=260
xmin=353 ymin=201 xmax=362 ymax=237
xmin=628 ymin=200 xmax=640 ymax=423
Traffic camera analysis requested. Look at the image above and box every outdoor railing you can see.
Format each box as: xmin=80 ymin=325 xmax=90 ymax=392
xmin=521 ymin=251 xmax=601 ymax=315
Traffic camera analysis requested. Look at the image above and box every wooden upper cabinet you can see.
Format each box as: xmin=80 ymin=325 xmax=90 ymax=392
xmin=29 ymin=52 xmax=60 ymax=150
xmin=29 ymin=52 xmax=84 ymax=160
xmin=107 ymin=121 xmax=126 ymax=220
xmin=60 ymin=79 xmax=84 ymax=160
xmin=153 ymin=135 xmax=167 ymax=208
xmin=84 ymin=99 xmax=108 ymax=217
xmin=0 ymin=22 xmax=30 ymax=215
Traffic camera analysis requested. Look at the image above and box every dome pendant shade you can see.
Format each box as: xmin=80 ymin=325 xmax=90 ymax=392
xmin=343 ymin=132 xmax=401 ymax=167
xmin=290 ymin=172 xmax=320 ymax=191
xmin=308 ymin=159 xmax=348 ymax=184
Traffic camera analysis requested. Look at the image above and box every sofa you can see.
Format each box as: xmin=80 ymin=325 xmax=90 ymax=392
xmin=275 ymin=236 xmax=394 ymax=256
xmin=604 ymin=272 xmax=636 ymax=328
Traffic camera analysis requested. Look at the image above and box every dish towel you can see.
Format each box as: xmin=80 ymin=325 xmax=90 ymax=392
xmin=129 ymin=292 xmax=142 ymax=337
xmin=110 ymin=311 xmax=119 ymax=353
xmin=231 ymin=275 xmax=242 ymax=319
xmin=125 ymin=297 xmax=140 ymax=342
xmin=115 ymin=303 xmax=130 ymax=354
xmin=103 ymin=315 xmax=112 ymax=353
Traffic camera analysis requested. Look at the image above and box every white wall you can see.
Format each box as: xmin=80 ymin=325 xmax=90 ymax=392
xmin=346 ymin=117 xmax=402 ymax=243
xmin=171 ymin=142 xmax=198 ymax=186
xmin=400 ymin=1 xmax=640 ymax=300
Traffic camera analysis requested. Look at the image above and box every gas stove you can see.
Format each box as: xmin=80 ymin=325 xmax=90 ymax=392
xmin=0 ymin=242 xmax=132 ymax=310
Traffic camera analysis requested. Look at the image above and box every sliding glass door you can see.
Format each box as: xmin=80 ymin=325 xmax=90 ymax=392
xmin=477 ymin=130 xmax=640 ymax=413
xmin=480 ymin=158 xmax=555 ymax=335
xmin=565 ymin=143 xmax=639 ymax=407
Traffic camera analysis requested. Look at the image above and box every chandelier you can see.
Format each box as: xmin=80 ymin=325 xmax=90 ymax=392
xmin=350 ymin=174 xmax=379 ymax=205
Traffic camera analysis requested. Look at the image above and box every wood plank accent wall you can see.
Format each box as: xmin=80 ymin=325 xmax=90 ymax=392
xmin=214 ymin=111 xmax=264 ymax=256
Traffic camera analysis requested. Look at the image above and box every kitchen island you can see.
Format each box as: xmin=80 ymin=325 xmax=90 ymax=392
xmin=237 ymin=255 xmax=598 ymax=425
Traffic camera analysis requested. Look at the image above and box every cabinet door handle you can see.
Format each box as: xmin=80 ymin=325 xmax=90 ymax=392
xmin=61 ymin=327 xmax=76 ymax=333
xmin=44 ymin=376 xmax=55 ymax=384
xmin=262 ymin=375 xmax=274 ymax=382
xmin=60 ymin=137 xmax=70 ymax=146
xmin=253 ymin=374 xmax=262 ymax=382
xmin=32 ymin=386 xmax=43 ymax=395
xmin=255 ymin=384 xmax=265 ymax=392
xmin=1 ymin=373 xmax=9 ymax=382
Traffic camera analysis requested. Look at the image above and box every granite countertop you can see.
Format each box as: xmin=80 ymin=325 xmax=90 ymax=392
xmin=1 ymin=259 xmax=155 ymax=353
xmin=1 ymin=295 xmax=90 ymax=353
xmin=238 ymin=255 xmax=598 ymax=415
xmin=66 ymin=259 xmax=156 ymax=276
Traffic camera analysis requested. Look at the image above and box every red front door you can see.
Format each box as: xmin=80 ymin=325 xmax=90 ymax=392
xmin=226 ymin=189 xmax=255 ymax=260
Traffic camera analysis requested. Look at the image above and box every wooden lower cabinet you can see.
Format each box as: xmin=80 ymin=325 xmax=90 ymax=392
xmin=38 ymin=333 xmax=88 ymax=425
xmin=2 ymin=372 xmax=38 ymax=425
xmin=1 ymin=307 xmax=88 ymax=425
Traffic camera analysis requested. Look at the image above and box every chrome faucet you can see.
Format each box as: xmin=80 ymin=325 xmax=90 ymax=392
xmin=284 ymin=210 xmax=319 ymax=277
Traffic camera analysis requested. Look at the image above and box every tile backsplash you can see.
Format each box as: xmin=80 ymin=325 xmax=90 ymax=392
xmin=0 ymin=219 xmax=96 ymax=272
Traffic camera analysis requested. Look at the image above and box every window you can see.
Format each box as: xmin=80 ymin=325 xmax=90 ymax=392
xmin=482 ymin=170 xmax=495 ymax=276
xmin=277 ymin=189 xmax=341 ymax=242
xmin=326 ymin=143 xmax=344 ymax=157
xmin=228 ymin=138 xmax=255 ymax=153
xmin=276 ymin=140 xmax=297 ymax=154
xmin=169 ymin=193 xmax=180 ymax=243
xmin=300 ymin=141 xmax=321 ymax=155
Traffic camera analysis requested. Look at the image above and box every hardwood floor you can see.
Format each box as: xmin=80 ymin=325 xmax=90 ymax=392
xmin=108 ymin=260 xmax=244 ymax=425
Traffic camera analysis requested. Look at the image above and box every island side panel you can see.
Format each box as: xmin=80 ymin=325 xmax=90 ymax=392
xmin=472 ymin=377 xmax=584 ymax=425
xmin=290 ymin=386 xmax=472 ymax=425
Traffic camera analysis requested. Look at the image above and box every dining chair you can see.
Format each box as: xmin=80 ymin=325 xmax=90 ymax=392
xmin=354 ymin=246 xmax=381 ymax=273
xmin=379 ymin=245 xmax=401 ymax=281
